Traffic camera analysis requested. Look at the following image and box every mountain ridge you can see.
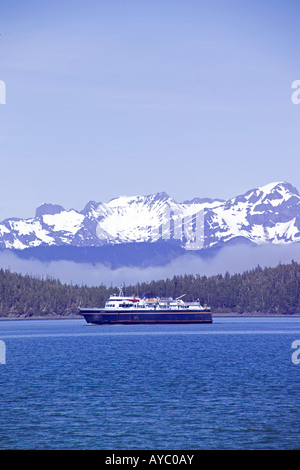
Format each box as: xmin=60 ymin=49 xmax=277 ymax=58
xmin=1 ymin=182 xmax=300 ymax=256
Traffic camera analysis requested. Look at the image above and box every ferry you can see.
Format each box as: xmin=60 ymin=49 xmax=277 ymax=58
xmin=79 ymin=287 xmax=212 ymax=324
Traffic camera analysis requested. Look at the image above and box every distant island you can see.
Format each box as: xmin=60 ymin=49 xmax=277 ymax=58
xmin=0 ymin=261 xmax=300 ymax=318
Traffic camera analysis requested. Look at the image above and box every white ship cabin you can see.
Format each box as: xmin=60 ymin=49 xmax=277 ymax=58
xmin=105 ymin=295 xmax=141 ymax=310
xmin=104 ymin=293 xmax=206 ymax=311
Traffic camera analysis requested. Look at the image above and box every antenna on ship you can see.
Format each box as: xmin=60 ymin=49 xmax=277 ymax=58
xmin=118 ymin=283 xmax=124 ymax=296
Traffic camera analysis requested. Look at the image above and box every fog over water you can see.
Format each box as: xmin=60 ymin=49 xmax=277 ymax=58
xmin=0 ymin=243 xmax=300 ymax=287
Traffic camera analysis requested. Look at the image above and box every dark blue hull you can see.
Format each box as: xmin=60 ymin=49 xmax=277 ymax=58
xmin=79 ymin=308 xmax=212 ymax=324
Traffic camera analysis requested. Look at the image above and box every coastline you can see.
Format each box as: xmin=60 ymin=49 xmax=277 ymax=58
xmin=1 ymin=312 xmax=300 ymax=320
xmin=0 ymin=314 xmax=83 ymax=321
xmin=213 ymin=313 xmax=300 ymax=317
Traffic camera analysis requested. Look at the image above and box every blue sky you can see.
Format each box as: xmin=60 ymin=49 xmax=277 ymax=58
xmin=0 ymin=0 xmax=300 ymax=220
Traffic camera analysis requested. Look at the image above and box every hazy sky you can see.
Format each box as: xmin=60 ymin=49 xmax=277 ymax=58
xmin=1 ymin=0 xmax=300 ymax=220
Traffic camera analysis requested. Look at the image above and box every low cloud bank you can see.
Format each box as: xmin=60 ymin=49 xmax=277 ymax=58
xmin=0 ymin=243 xmax=300 ymax=287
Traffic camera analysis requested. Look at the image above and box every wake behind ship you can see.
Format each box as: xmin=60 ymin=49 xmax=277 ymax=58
xmin=79 ymin=288 xmax=212 ymax=325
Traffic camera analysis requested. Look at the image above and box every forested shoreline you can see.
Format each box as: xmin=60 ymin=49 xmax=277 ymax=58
xmin=1 ymin=261 xmax=300 ymax=318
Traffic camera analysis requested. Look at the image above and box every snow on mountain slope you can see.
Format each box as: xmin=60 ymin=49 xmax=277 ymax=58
xmin=1 ymin=182 xmax=300 ymax=251
xmin=205 ymin=182 xmax=300 ymax=247
xmin=42 ymin=211 xmax=85 ymax=234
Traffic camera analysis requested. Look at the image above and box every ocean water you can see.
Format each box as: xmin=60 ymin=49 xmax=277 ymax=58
xmin=0 ymin=316 xmax=300 ymax=450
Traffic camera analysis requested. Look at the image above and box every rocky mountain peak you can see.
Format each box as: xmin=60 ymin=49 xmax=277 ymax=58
xmin=35 ymin=203 xmax=65 ymax=218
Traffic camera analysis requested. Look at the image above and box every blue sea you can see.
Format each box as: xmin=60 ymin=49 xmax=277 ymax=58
xmin=0 ymin=316 xmax=300 ymax=450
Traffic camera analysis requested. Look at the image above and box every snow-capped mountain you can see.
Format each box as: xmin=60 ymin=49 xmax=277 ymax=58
xmin=1 ymin=182 xmax=300 ymax=253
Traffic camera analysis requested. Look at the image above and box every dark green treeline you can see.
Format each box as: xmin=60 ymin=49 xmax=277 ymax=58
xmin=1 ymin=261 xmax=300 ymax=317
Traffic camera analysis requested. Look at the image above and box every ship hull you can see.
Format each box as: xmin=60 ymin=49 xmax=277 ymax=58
xmin=79 ymin=308 xmax=212 ymax=324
